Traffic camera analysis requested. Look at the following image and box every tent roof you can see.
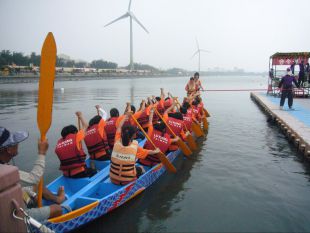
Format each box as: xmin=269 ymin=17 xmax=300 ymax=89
xmin=270 ymin=52 xmax=310 ymax=58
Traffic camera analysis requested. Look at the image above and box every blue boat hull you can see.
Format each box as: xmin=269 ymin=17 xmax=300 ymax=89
xmin=43 ymin=147 xmax=181 ymax=233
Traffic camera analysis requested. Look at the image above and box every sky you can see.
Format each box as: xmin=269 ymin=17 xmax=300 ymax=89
xmin=0 ymin=0 xmax=309 ymax=72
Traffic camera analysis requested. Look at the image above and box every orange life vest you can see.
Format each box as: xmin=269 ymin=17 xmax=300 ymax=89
xmin=137 ymin=110 xmax=149 ymax=129
xmin=167 ymin=117 xmax=183 ymax=137
xmin=104 ymin=117 xmax=118 ymax=149
xmin=55 ymin=134 xmax=86 ymax=176
xmin=84 ymin=122 xmax=109 ymax=160
xmin=139 ymin=129 xmax=170 ymax=166
xmin=110 ymin=140 xmax=138 ymax=185
xmin=192 ymin=106 xmax=201 ymax=121
xmin=153 ymin=102 xmax=165 ymax=123
xmin=183 ymin=112 xmax=193 ymax=131
xmin=164 ymin=98 xmax=173 ymax=110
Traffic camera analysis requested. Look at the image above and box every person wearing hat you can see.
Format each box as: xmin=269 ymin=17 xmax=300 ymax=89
xmin=278 ymin=68 xmax=299 ymax=110
xmin=0 ymin=127 xmax=65 ymax=222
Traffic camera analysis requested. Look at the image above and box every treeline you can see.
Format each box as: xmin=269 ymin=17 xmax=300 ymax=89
xmin=0 ymin=50 xmax=118 ymax=69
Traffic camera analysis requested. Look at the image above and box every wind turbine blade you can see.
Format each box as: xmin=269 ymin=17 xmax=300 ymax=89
xmin=190 ymin=50 xmax=199 ymax=59
xmin=128 ymin=0 xmax=132 ymax=11
xmin=104 ymin=13 xmax=129 ymax=27
xmin=195 ymin=37 xmax=200 ymax=50
xmin=130 ymin=13 xmax=149 ymax=33
xmin=200 ymin=49 xmax=211 ymax=53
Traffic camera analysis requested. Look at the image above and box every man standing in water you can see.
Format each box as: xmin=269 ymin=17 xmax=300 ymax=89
xmin=278 ymin=68 xmax=299 ymax=110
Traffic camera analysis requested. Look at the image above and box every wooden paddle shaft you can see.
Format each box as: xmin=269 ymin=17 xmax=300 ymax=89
xmin=130 ymin=114 xmax=176 ymax=173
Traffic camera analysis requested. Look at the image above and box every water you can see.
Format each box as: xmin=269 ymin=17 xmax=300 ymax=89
xmin=1 ymin=75 xmax=310 ymax=232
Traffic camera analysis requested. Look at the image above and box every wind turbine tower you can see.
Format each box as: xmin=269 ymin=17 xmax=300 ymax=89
xmin=191 ymin=38 xmax=210 ymax=72
xmin=105 ymin=0 xmax=149 ymax=71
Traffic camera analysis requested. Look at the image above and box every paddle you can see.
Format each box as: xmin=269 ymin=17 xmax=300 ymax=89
xmin=168 ymin=94 xmax=197 ymax=151
xmin=130 ymin=113 xmax=177 ymax=173
xmin=154 ymin=108 xmax=192 ymax=157
xmin=37 ymin=32 xmax=57 ymax=207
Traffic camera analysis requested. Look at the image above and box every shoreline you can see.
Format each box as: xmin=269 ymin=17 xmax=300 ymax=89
xmin=0 ymin=73 xmax=266 ymax=84
xmin=0 ymin=73 xmax=187 ymax=84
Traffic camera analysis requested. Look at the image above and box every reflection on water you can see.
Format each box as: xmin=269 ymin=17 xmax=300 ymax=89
xmin=1 ymin=76 xmax=310 ymax=232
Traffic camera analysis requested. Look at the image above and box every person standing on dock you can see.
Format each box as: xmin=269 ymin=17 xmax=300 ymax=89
xmin=298 ymin=60 xmax=305 ymax=87
xmin=290 ymin=60 xmax=296 ymax=75
xmin=278 ymin=68 xmax=299 ymax=110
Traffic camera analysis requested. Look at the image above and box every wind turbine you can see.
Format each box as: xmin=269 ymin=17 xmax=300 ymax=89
xmin=104 ymin=0 xmax=149 ymax=71
xmin=191 ymin=38 xmax=210 ymax=72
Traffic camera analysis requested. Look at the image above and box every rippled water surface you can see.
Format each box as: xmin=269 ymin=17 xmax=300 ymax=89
xmin=1 ymin=75 xmax=310 ymax=232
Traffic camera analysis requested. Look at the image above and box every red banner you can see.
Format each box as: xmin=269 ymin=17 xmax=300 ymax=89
xmin=272 ymin=56 xmax=309 ymax=65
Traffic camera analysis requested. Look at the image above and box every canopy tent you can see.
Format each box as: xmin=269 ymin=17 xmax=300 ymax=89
xmin=268 ymin=52 xmax=310 ymax=97
xmin=270 ymin=52 xmax=310 ymax=66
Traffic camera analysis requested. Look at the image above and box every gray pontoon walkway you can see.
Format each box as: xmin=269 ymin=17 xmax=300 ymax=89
xmin=251 ymin=92 xmax=310 ymax=156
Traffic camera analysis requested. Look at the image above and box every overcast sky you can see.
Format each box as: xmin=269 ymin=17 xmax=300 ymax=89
xmin=0 ymin=0 xmax=309 ymax=71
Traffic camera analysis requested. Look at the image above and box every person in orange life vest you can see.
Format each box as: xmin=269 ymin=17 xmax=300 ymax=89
xmin=105 ymin=108 xmax=120 ymax=150
xmin=109 ymin=112 xmax=160 ymax=185
xmin=84 ymin=107 xmax=111 ymax=161
xmin=138 ymin=107 xmax=180 ymax=167
xmin=116 ymin=102 xmax=146 ymax=141
xmin=153 ymin=88 xmax=166 ymax=123
xmin=185 ymin=77 xmax=197 ymax=96
xmin=179 ymin=105 xmax=193 ymax=132
xmin=193 ymin=96 xmax=205 ymax=121
xmin=181 ymin=100 xmax=200 ymax=125
xmin=133 ymin=99 xmax=152 ymax=131
xmin=55 ymin=112 xmax=97 ymax=178
xmin=161 ymin=102 xmax=187 ymax=152
xmin=194 ymin=72 xmax=204 ymax=91
xmin=116 ymin=102 xmax=136 ymax=128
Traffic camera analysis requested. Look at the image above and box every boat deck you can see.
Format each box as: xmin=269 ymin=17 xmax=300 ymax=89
xmin=251 ymin=92 xmax=310 ymax=158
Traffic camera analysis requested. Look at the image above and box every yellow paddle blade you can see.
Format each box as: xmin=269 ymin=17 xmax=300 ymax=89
xmin=186 ymin=134 xmax=198 ymax=151
xmin=37 ymin=32 xmax=57 ymax=208
xmin=158 ymin=152 xmax=177 ymax=173
xmin=176 ymin=139 xmax=192 ymax=157
xmin=192 ymin=122 xmax=204 ymax=137
xmin=202 ymin=117 xmax=209 ymax=131
xmin=37 ymin=32 xmax=57 ymax=140
xmin=203 ymin=108 xmax=210 ymax=117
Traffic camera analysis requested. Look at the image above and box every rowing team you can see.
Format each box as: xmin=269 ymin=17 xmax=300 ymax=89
xmin=0 ymin=88 xmax=207 ymax=222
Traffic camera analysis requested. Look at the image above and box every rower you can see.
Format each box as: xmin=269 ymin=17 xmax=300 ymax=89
xmin=109 ymin=112 xmax=160 ymax=185
xmin=139 ymin=108 xmax=179 ymax=167
xmin=0 ymin=127 xmax=64 ymax=222
xmin=84 ymin=105 xmax=111 ymax=161
xmin=105 ymin=108 xmax=120 ymax=150
xmin=153 ymin=88 xmax=166 ymax=123
xmin=161 ymin=102 xmax=187 ymax=152
xmin=55 ymin=111 xmax=97 ymax=178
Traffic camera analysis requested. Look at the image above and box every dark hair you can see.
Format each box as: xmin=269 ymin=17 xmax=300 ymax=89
xmin=190 ymin=77 xmax=194 ymax=81
xmin=194 ymin=72 xmax=199 ymax=77
xmin=195 ymin=96 xmax=202 ymax=103
xmin=180 ymin=106 xmax=187 ymax=114
xmin=131 ymin=105 xmax=136 ymax=114
xmin=182 ymin=102 xmax=190 ymax=110
xmin=165 ymin=97 xmax=170 ymax=101
xmin=155 ymin=97 xmax=161 ymax=101
xmin=154 ymin=121 xmax=166 ymax=135
xmin=89 ymin=115 xmax=101 ymax=127
xmin=168 ymin=112 xmax=183 ymax=120
xmin=121 ymin=125 xmax=137 ymax=146
xmin=110 ymin=108 xmax=119 ymax=117
xmin=192 ymin=100 xmax=198 ymax=106
xmin=61 ymin=125 xmax=78 ymax=138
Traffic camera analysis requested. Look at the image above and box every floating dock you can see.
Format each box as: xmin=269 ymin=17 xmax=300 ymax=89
xmin=251 ymin=92 xmax=310 ymax=158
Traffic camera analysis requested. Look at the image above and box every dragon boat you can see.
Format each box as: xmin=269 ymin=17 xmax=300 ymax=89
xmin=40 ymin=135 xmax=203 ymax=233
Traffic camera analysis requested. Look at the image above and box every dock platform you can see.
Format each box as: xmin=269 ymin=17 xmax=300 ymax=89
xmin=251 ymin=92 xmax=310 ymax=158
